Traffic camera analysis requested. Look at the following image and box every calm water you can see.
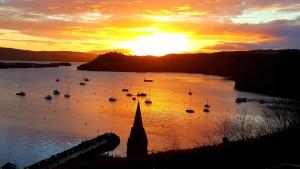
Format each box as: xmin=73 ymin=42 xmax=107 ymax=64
xmin=0 ymin=63 xmax=277 ymax=167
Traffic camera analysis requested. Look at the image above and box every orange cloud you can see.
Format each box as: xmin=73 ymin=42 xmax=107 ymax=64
xmin=0 ymin=0 xmax=299 ymax=53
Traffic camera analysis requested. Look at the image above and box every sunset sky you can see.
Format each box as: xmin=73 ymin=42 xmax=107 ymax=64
xmin=0 ymin=0 xmax=300 ymax=55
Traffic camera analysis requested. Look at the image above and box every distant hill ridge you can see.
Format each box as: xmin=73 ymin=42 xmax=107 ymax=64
xmin=0 ymin=47 xmax=97 ymax=62
xmin=78 ymin=49 xmax=300 ymax=99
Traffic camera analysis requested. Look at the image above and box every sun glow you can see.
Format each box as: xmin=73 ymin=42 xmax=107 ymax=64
xmin=120 ymin=32 xmax=190 ymax=56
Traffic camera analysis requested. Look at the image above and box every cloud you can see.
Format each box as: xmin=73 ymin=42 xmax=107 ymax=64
xmin=0 ymin=0 xmax=300 ymax=52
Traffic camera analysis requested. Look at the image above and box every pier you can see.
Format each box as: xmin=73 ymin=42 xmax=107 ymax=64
xmin=25 ymin=133 xmax=120 ymax=169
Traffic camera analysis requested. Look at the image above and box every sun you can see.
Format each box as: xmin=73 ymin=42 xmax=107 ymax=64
xmin=120 ymin=32 xmax=190 ymax=56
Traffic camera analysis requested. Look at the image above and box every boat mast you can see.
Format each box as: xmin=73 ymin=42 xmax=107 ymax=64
xmin=67 ymin=82 xmax=70 ymax=94
xmin=189 ymin=94 xmax=192 ymax=109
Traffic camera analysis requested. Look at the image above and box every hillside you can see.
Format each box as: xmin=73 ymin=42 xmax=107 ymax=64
xmin=0 ymin=47 xmax=97 ymax=62
xmin=77 ymin=50 xmax=300 ymax=99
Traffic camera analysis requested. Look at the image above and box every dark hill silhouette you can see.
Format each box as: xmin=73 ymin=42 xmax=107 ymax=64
xmin=78 ymin=50 xmax=300 ymax=99
xmin=0 ymin=47 xmax=97 ymax=62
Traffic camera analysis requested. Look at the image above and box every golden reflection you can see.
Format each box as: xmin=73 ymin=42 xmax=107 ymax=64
xmin=0 ymin=67 xmax=267 ymax=156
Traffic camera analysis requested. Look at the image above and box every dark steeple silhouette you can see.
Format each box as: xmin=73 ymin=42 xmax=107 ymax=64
xmin=127 ymin=102 xmax=148 ymax=156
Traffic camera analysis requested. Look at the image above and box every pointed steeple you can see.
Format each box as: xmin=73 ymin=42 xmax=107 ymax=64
xmin=133 ymin=102 xmax=143 ymax=128
xmin=127 ymin=102 xmax=148 ymax=156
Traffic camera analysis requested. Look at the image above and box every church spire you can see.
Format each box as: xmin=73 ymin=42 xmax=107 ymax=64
xmin=133 ymin=102 xmax=143 ymax=128
xmin=127 ymin=102 xmax=148 ymax=156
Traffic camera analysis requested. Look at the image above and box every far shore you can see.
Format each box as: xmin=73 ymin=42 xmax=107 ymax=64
xmin=0 ymin=62 xmax=71 ymax=69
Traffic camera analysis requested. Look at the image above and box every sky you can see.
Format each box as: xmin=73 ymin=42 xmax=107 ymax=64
xmin=0 ymin=0 xmax=300 ymax=55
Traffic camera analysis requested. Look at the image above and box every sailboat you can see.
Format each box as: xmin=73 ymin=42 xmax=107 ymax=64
xmin=64 ymin=83 xmax=71 ymax=98
xmin=109 ymin=89 xmax=117 ymax=102
xmin=84 ymin=77 xmax=90 ymax=82
xmin=122 ymin=88 xmax=129 ymax=92
xmin=188 ymin=88 xmax=192 ymax=95
xmin=137 ymin=92 xmax=147 ymax=97
xmin=204 ymin=99 xmax=211 ymax=108
xmin=79 ymin=74 xmax=86 ymax=85
xmin=145 ymin=88 xmax=152 ymax=105
xmin=145 ymin=99 xmax=152 ymax=104
xmin=44 ymin=95 xmax=52 ymax=100
xmin=16 ymin=85 xmax=26 ymax=96
xmin=203 ymin=99 xmax=210 ymax=112
xmin=186 ymin=93 xmax=194 ymax=113
xmin=127 ymin=93 xmax=133 ymax=97
xmin=53 ymin=89 xmax=60 ymax=95
xmin=203 ymin=108 xmax=210 ymax=113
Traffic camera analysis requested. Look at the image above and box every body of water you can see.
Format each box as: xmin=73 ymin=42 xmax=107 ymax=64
xmin=0 ymin=63 xmax=279 ymax=167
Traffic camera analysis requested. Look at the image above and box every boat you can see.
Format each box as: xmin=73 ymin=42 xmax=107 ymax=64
xmin=109 ymin=89 xmax=117 ymax=102
xmin=79 ymin=75 xmax=86 ymax=85
xmin=16 ymin=85 xmax=26 ymax=96
xmin=53 ymin=90 xmax=60 ymax=95
xmin=186 ymin=109 xmax=194 ymax=113
xmin=126 ymin=93 xmax=133 ymax=97
xmin=145 ymin=99 xmax=152 ymax=104
xmin=144 ymin=79 xmax=154 ymax=82
xmin=204 ymin=99 xmax=211 ymax=108
xmin=64 ymin=93 xmax=71 ymax=98
xmin=84 ymin=78 xmax=90 ymax=82
xmin=188 ymin=88 xmax=192 ymax=95
xmin=203 ymin=108 xmax=210 ymax=113
xmin=56 ymin=78 xmax=60 ymax=82
xmin=235 ymin=97 xmax=247 ymax=103
xmin=16 ymin=91 xmax=26 ymax=96
xmin=44 ymin=95 xmax=52 ymax=100
xmin=137 ymin=92 xmax=147 ymax=97
xmin=186 ymin=93 xmax=194 ymax=113
xmin=109 ymin=97 xmax=117 ymax=102
xmin=64 ymin=83 xmax=71 ymax=98
xmin=122 ymin=88 xmax=129 ymax=92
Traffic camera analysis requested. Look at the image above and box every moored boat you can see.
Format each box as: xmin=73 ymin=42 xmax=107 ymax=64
xmin=53 ymin=90 xmax=60 ymax=95
xmin=45 ymin=95 xmax=52 ymax=100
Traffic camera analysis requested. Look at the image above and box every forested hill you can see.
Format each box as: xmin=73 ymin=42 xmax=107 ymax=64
xmin=0 ymin=47 xmax=97 ymax=62
xmin=78 ymin=49 xmax=300 ymax=99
